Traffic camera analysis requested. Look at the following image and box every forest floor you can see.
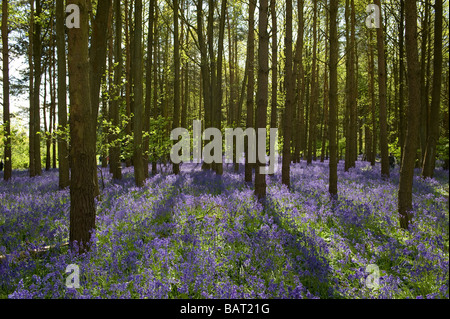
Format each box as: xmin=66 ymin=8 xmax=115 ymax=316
xmin=0 ymin=160 xmax=448 ymax=299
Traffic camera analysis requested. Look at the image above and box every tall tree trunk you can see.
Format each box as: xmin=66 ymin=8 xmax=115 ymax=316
xmin=369 ymin=31 xmax=376 ymax=166
xmin=398 ymin=0 xmax=421 ymax=230
xmin=2 ymin=0 xmax=11 ymax=180
xmin=29 ymin=0 xmax=35 ymax=177
xmin=33 ymin=0 xmax=42 ymax=177
xmin=307 ymin=0 xmax=317 ymax=165
xmin=321 ymin=10 xmax=329 ymax=163
xmin=419 ymin=0 xmax=429 ymax=165
xmin=398 ymin=0 xmax=405 ymax=165
xmin=282 ymin=0 xmax=294 ymax=188
xmin=245 ymin=0 xmax=256 ymax=183
xmin=51 ymin=37 xmax=57 ymax=170
xmin=374 ymin=0 xmax=389 ymax=178
xmin=143 ymin=0 xmax=155 ymax=179
xmin=422 ymin=0 xmax=442 ymax=178
xmin=255 ymin=0 xmax=269 ymax=201
xmin=89 ymin=0 xmax=113 ymax=196
xmin=172 ymin=0 xmax=181 ymax=175
xmin=293 ymin=0 xmax=304 ymax=163
xmin=109 ymin=0 xmax=122 ymax=180
xmin=124 ymin=0 xmax=132 ymax=167
xmin=328 ymin=0 xmax=338 ymax=197
xmin=133 ymin=0 xmax=145 ymax=186
xmin=68 ymin=0 xmax=96 ymax=252
xmin=214 ymin=0 xmax=227 ymax=175
xmin=56 ymin=0 xmax=70 ymax=188
xmin=270 ymin=0 xmax=277 ymax=130
xmin=152 ymin=3 xmax=159 ymax=175
xmin=344 ymin=0 xmax=356 ymax=171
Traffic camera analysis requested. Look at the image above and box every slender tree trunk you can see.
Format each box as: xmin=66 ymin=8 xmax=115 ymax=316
xmin=245 ymin=0 xmax=256 ymax=183
xmin=422 ymin=0 xmax=442 ymax=178
xmin=2 ymin=0 xmax=11 ymax=180
xmin=282 ymin=0 xmax=294 ymax=188
xmin=133 ymin=0 xmax=145 ymax=186
xmin=374 ymin=0 xmax=389 ymax=178
xmin=307 ymin=0 xmax=317 ymax=165
xmin=109 ymin=0 xmax=122 ymax=180
xmin=29 ymin=0 xmax=35 ymax=177
xmin=270 ymin=0 xmax=277 ymax=130
xmin=328 ymin=0 xmax=338 ymax=197
xmin=398 ymin=0 xmax=405 ymax=165
xmin=398 ymin=0 xmax=421 ymax=230
xmin=294 ymin=0 xmax=304 ymax=163
xmin=172 ymin=0 xmax=181 ymax=175
xmin=68 ymin=0 xmax=96 ymax=252
xmin=51 ymin=36 xmax=57 ymax=170
xmin=152 ymin=4 xmax=159 ymax=175
xmin=33 ymin=0 xmax=42 ymax=177
xmin=124 ymin=0 xmax=132 ymax=167
xmin=56 ymin=0 xmax=70 ymax=188
xmin=321 ymin=11 xmax=329 ymax=163
xmin=143 ymin=0 xmax=155 ymax=179
xmin=419 ymin=0 xmax=429 ymax=165
xmin=255 ymin=0 xmax=269 ymax=201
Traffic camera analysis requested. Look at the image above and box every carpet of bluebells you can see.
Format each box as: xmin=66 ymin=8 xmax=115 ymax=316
xmin=0 ymin=160 xmax=448 ymax=299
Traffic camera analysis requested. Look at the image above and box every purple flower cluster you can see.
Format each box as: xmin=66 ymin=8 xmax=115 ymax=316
xmin=0 ymin=161 xmax=448 ymax=299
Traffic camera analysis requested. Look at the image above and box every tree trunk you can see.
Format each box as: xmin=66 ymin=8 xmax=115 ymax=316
xmin=398 ymin=0 xmax=405 ymax=165
xmin=374 ymin=0 xmax=389 ymax=178
xmin=172 ymin=0 xmax=181 ymax=175
xmin=56 ymin=0 xmax=70 ymax=188
xmin=419 ymin=0 xmax=429 ymax=165
xmin=33 ymin=0 xmax=42 ymax=177
xmin=245 ymin=0 xmax=256 ymax=183
xmin=124 ymin=0 xmax=132 ymax=167
xmin=270 ymin=0 xmax=277 ymax=130
xmin=29 ymin=0 xmax=35 ymax=177
xmin=255 ymin=0 xmax=269 ymax=201
xmin=143 ymin=0 xmax=155 ymax=179
xmin=398 ymin=0 xmax=421 ymax=230
xmin=109 ymin=0 xmax=122 ymax=180
xmin=422 ymin=0 xmax=442 ymax=178
xmin=67 ymin=0 xmax=96 ymax=252
xmin=152 ymin=4 xmax=159 ymax=175
xmin=133 ymin=0 xmax=145 ymax=186
xmin=328 ymin=0 xmax=338 ymax=197
xmin=293 ymin=0 xmax=304 ymax=163
xmin=2 ymin=0 xmax=12 ymax=181
xmin=307 ymin=0 xmax=317 ymax=165
xmin=282 ymin=0 xmax=294 ymax=188
xmin=321 ymin=10 xmax=329 ymax=163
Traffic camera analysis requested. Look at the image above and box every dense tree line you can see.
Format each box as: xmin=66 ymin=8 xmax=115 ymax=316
xmin=1 ymin=0 xmax=448 ymax=250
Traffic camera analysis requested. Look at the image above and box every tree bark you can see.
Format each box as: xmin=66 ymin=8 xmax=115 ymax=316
xmin=143 ymin=0 xmax=155 ymax=179
xmin=133 ymin=0 xmax=145 ymax=186
xmin=2 ymin=0 xmax=11 ymax=181
xmin=67 ymin=0 xmax=96 ymax=252
xmin=282 ymin=0 xmax=294 ymax=188
xmin=270 ymin=0 xmax=277 ymax=130
xmin=245 ymin=0 xmax=256 ymax=183
xmin=374 ymin=0 xmax=389 ymax=178
xmin=255 ymin=0 xmax=269 ymax=201
xmin=293 ymin=0 xmax=304 ymax=163
xmin=172 ymin=0 xmax=181 ymax=175
xmin=56 ymin=0 xmax=70 ymax=188
xmin=307 ymin=0 xmax=317 ymax=165
xmin=422 ymin=0 xmax=442 ymax=178
xmin=33 ymin=0 xmax=42 ymax=177
xmin=328 ymin=0 xmax=338 ymax=197
xmin=398 ymin=0 xmax=421 ymax=230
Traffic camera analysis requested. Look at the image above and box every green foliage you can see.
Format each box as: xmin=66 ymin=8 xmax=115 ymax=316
xmin=388 ymin=137 xmax=401 ymax=160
